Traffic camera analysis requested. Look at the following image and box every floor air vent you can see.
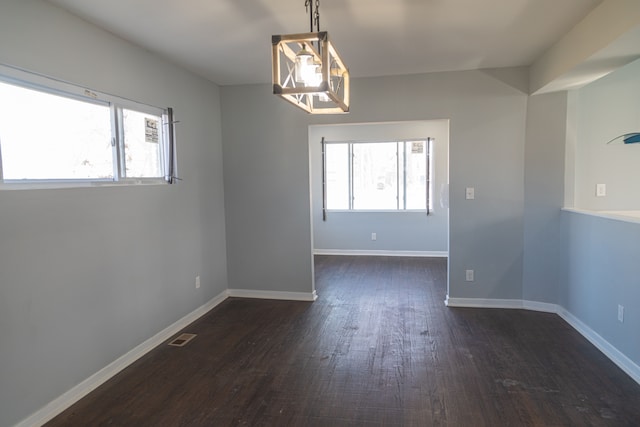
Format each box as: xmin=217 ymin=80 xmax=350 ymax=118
xmin=168 ymin=333 xmax=196 ymax=347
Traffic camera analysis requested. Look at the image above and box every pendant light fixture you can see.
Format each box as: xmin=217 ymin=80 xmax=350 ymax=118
xmin=272 ymin=0 xmax=350 ymax=114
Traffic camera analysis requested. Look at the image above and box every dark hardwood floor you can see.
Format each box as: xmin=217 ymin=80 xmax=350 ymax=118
xmin=46 ymin=256 xmax=640 ymax=426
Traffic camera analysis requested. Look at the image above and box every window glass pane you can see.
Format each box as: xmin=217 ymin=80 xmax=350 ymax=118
xmin=353 ymin=142 xmax=397 ymax=210
xmin=325 ymin=143 xmax=349 ymax=209
xmin=122 ymin=109 xmax=162 ymax=178
xmin=405 ymin=141 xmax=428 ymax=209
xmin=0 ymin=81 xmax=113 ymax=180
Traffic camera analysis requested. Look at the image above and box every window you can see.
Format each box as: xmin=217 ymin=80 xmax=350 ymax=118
xmin=0 ymin=66 xmax=175 ymax=187
xmin=322 ymin=139 xmax=432 ymax=213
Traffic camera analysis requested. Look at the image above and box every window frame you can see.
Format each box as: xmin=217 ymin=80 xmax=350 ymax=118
xmin=0 ymin=63 xmax=176 ymax=190
xmin=321 ymin=138 xmax=433 ymax=216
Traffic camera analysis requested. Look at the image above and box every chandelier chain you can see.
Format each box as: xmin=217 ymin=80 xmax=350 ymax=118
xmin=304 ymin=0 xmax=320 ymax=32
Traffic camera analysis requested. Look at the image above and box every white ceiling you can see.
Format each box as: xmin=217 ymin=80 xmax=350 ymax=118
xmin=47 ymin=0 xmax=603 ymax=86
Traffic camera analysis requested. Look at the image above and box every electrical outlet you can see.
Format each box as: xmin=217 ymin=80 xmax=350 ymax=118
xmin=371 ymin=232 xmax=377 ymax=241
xmin=195 ymin=275 xmax=201 ymax=289
xmin=618 ymin=304 xmax=624 ymax=323
xmin=596 ymin=183 xmax=606 ymax=197
xmin=465 ymin=269 xmax=474 ymax=282
xmin=465 ymin=187 xmax=475 ymax=200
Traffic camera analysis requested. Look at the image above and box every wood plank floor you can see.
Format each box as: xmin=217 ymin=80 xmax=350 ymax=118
xmin=46 ymin=256 xmax=640 ymax=426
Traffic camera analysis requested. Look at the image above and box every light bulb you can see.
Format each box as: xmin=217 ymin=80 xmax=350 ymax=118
xmin=295 ymin=45 xmax=315 ymax=85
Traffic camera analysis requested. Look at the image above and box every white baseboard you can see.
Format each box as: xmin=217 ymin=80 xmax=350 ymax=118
xmin=557 ymin=308 xmax=640 ymax=385
xmin=522 ymin=300 xmax=558 ymax=314
xmin=444 ymin=296 xmax=640 ymax=386
xmin=444 ymin=297 xmax=558 ymax=314
xmin=227 ymin=288 xmax=318 ymax=301
xmin=444 ymin=296 xmax=524 ymax=309
xmin=15 ymin=291 xmax=229 ymax=427
xmin=314 ymin=249 xmax=448 ymax=257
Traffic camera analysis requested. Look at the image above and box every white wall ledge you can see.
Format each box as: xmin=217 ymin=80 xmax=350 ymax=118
xmin=562 ymin=208 xmax=640 ymax=225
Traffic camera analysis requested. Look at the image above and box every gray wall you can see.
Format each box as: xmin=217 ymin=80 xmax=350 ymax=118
xmin=522 ymin=92 xmax=568 ymax=303
xmin=222 ymin=68 xmax=528 ymax=299
xmin=0 ymin=1 xmax=227 ymax=426
xmin=562 ymin=212 xmax=640 ymax=365
xmin=309 ymin=121 xmax=449 ymax=253
xmin=574 ymin=58 xmax=640 ymax=210
xmin=220 ymin=84 xmax=316 ymax=294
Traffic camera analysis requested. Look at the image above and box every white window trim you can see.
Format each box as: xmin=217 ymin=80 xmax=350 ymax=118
xmin=0 ymin=63 xmax=177 ymax=190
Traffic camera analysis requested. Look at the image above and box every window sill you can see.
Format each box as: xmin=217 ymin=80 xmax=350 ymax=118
xmin=0 ymin=178 xmax=169 ymax=191
xmin=326 ymin=209 xmax=433 ymax=214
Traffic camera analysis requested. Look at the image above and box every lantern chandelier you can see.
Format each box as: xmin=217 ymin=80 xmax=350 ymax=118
xmin=271 ymin=0 xmax=350 ymax=114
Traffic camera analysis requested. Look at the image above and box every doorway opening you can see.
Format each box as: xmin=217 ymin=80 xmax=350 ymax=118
xmin=308 ymin=120 xmax=450 ymax=299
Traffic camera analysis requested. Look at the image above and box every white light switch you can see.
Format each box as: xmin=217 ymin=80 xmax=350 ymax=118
xmin=465 ymin=187 xmax=475 ymax=200
xmin=596 ymin=183 xmax=606 ymax=197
